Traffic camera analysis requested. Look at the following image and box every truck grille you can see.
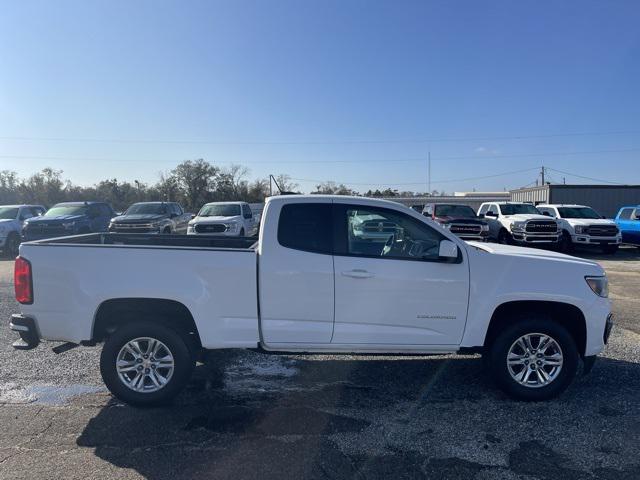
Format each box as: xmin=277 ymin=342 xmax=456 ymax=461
xmin=362 ymin=221 xmax=397 ymax=233
xmin=29 ymin=225 xmax=66 ymax=236
xmin=111 ymin=223 xmax=154 ymax=232
xmin=585 ymin=225 xmax=618 ymax=237
xmin=449 ymin=224 xmax=482 ymax=235
xmin=525 ymin=221 xmax=558 ymax=233
xmin=195 ymin=224 xmax=227 ymax=233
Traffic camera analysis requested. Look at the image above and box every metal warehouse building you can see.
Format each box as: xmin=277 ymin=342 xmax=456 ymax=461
xmin=510 ymin=184 xmax=640 ymax=218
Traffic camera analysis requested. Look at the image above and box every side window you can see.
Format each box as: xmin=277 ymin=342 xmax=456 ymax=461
xmin=539 ymin=207 xmax=553 ymax=217
xmin=31 ymin=207 xmax=45 ymax=217
xmin=488 ymin=204 xmax=499 ymax=216
xmin=342 ymin=206 xmax=445 ymax=261
xmin=19 ymin=208 xmax=34 ymax=220
xmin=423 ymin=205 xmax=433 ymax=216
xmin=278 ymin=203 xmax=333 ymax=254
xmin=619 ymin=208 xmax=633 ymax=220
xmin=633 ymin=209 xmax=640 ymax=220
xmin=98 ymin=204 xmax=112 ymax=217
xmin=478 ymin=204 xmax=488 ymax=215
xmin=88 ymin=204 xmax=101 ymax=217
xmin=175 ymin=204 xmax=183 ymax=215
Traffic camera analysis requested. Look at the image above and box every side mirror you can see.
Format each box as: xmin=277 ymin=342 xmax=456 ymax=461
xmin=191 ymin=213 xmax=196 ymax=220
xmin=478 ymin=213 xmax=485 ymax=219
xmin=438 ymin=240 xmax=459 ymax=260
xmin=485 ymin=211 xmax=497 ymax=217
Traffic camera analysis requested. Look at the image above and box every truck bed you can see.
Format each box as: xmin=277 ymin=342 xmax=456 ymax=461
xmin=27 ymin=232 xmax=258 ymax=250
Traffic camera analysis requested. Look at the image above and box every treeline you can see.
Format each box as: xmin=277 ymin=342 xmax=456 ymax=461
xmin=0 ymin=159 xmax=439 ymax=212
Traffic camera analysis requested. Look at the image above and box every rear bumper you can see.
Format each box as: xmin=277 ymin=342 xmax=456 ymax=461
xmin=10 ymin=314 xmax=40 ymax=350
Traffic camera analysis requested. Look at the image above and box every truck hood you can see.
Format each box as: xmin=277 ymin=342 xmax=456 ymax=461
xmin=25 ymin=214 xmax=86 ymax=225
xmin=466 ymin=241 xmax=602 ymax=270
xmin=563 ymin=218 xmax=617 ymax=227
xmin=436 ymin=216 xmax=486 ymax=225
xmin=112 ymin=214 xmax=166 ymax=223
xmin=190 ymin=215 xmax=242 ymax=224
xmin=502 ymin=214 xmax=553 ymax=221
xmin=0 ymin=218 xmax=17 ymax=225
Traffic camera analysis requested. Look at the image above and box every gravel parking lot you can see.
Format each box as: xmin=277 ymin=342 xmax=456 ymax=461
xmin=0 ymin=248 xmax=639 ymax=480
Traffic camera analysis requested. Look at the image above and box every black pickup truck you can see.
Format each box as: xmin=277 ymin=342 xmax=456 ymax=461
xmin=422 ymin=203 xmax=489 ymax=241
xmin=108 ymin=202 xmax=191 ymax=234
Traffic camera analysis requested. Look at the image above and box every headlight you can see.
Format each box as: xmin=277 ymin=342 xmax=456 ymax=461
xmin=511 ymin=221 xmax=526 ymax=230
xmin=187 ymin=225 xmax=195 ymax=233
xmin=225 ymin=222 xmax=238 ymax=232
xmin=575 ymin=226 xmax=585 ymax=234
xmin=481 ymin=224 xmax=489 ymax=232
xmin=585 ymin=276 xmax=608 ymax=298
xmin=62 ymin=222 xmax=76 ymax=229
xmin=442 ymin=223 xmax=451 ymax=229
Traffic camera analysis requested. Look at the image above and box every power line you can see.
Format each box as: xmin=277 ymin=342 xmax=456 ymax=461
xmin=290 ymin=167 xmax=540 ymax=187
xmin=545 ymin=167 xmax=623 ymax=185
xmin=1 ymin=146 xmax=639 ymax=165
xmin=1 ymin=129 xmax=640 ymax=146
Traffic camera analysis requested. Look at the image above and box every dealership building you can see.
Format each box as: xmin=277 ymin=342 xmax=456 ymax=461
xmin=509 ymin=184 xmax=640 ymax=218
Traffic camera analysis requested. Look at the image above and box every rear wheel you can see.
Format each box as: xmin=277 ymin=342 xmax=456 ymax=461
xmin=486 ymin=315 xmax=579 ymax=401
xmin=100 ymin=321 xmax=195 ymax=406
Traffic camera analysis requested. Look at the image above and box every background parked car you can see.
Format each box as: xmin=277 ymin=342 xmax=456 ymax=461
xmin=615 ymin=205 xmax=640 ymax=247
xmin=0 ymin=205 xmax=46 ymax=256
xmin=537 ymin=204 xmax=621 ymax=254
xmin=188 ymin=201 xmax=258 ymax=237
xmin=109 ymin=202 xmax=190 ymax=234
xmin=478 ymin=202 xmax=560 ymax=247
xmin=422 ymin=203 xmax=489 ymax=241
xmin=22 ymin=201 xmax=114 ymax=241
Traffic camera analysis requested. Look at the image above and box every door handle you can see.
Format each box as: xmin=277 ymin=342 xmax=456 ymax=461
xmin=341 ymin=269 xmax=375 ymax=279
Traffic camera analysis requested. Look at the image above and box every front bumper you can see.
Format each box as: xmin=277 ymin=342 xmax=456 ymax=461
xmin=10 ymin=314 xmax=40 ymax=350
xmin=572 ymin=234 xmax=622 ymax=246
xmin=510 ymin=230 xmax=560 ymax=244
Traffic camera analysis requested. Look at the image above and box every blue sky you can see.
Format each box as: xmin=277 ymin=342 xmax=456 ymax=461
xmin=1 ymin=0 xmax=639 ymax=193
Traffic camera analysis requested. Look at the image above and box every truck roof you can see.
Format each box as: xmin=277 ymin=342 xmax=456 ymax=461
xmin=0 ymin=204 xmax=44 ymax=208
xmin=53 ymin=201 xmax=104 ymax=206
xmin=537 ymin=204 xmax=589 ymax=208
xmin=265 ymin=194 xmax=404 ymax=209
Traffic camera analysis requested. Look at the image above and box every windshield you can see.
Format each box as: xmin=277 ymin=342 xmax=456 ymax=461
xmin=557 ymin=207 xmax=601 ymax=219
xmin=434 ymin=205 xmax=476 ymax=218
xmin=44 ymin=205 xmax=87 ymax=217
xmin=499 ymin=204 xmax=540 ymax=215
xmin=125 ymin=203 xmax=168 ymax=215
xmin=198 ymin=204 xmax=241 ymax=217
xmin=0 ymin=207 xmax=19 ymax=220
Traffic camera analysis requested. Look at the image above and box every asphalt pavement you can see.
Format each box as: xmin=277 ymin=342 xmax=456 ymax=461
xmin=0 ymin=247 xmax=639 ymax=479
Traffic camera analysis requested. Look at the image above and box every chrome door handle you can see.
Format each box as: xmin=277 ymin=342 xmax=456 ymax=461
xmin=341 ymin=269 xmax=375 ymax=279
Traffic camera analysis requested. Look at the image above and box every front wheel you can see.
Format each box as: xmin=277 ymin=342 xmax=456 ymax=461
xmin=497 ymin=229 xmax=511 ymax=245
xmin=486 ymin=315 xmax=579 ymax=401
xmin=100 ymin=322 xmax=195 ymax=406
xmin=559 ymin=231 xmax=574 ymax=253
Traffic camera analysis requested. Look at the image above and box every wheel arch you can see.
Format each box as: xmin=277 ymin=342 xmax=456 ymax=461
xmin=483 ymin=300 xmax=587 ymax=356
xmin=92 ymin=298 xmax=202 ymax=348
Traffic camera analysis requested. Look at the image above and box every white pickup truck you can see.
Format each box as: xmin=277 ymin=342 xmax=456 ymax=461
xmin=11 ymin=195 xmax=613 ymax=406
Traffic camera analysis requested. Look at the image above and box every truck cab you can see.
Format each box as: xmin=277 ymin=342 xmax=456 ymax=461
xmin=615 ymin=206 xmax=640 ymax=247
xmin=537 ymin=204 xmax=621 ymax=254
xmin=478 ymin=202 xmax=560 ymax=246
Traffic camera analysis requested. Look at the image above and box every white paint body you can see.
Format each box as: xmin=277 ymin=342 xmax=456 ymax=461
xmin=536 ymin=204 xmax=622 ymax=247
xmin=18 ymin=195 xmax=611 ymax=357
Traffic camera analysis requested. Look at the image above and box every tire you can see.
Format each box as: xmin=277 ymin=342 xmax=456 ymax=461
xmin=486 ymin=314 xmax=579 ymax=401
xmin=5 ymin=232 xmax=20 ymax=257
xmin=162 ymin=227 xmax=171 ymax=234
xmin=559 ymin=231 xmax=574 ymax=253
xmin=100 ymin=321 xmax=195 ymax=407
xmin=602 ymin=244 xmax=618 ymax=254
xmin=497 ymin=229 xmax=511 ymax=245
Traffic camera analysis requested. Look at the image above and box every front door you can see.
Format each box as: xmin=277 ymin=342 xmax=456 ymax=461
xmin=332 ymin=204 xmax=470 ymax=346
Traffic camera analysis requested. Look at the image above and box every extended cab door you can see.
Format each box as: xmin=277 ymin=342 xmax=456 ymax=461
xmin=258 ymin=200 xmax=335 ymax=344
xmin=332 ymin=203 xmax=470 ymax=346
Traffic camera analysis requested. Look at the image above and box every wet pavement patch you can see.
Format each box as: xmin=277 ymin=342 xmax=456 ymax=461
xmin=508 ymin=440 xmax=585 ymax=480
xmin=0 ymin=382 xmax=105 ymax=405
xmin=184 ymin=406 xmax=370 ymax=435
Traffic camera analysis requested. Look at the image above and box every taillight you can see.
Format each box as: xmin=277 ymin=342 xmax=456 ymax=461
xmin=14 ymin=257 xmax=33 ymax=304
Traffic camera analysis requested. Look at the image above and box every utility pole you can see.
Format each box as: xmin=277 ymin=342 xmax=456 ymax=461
xmin=427 ymin=151 xmax=431 ymax=196
xmin=541 ymin=165 xmax=545 ymax=185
